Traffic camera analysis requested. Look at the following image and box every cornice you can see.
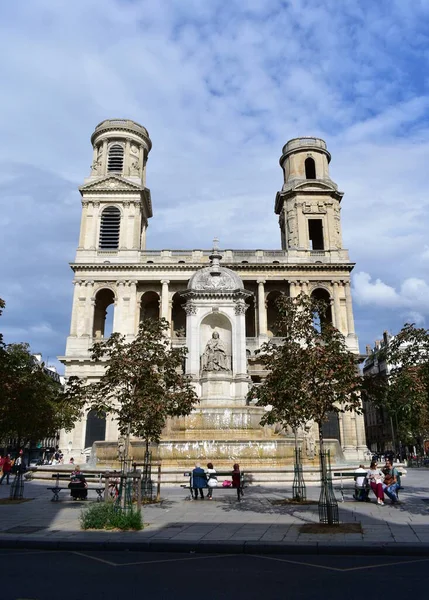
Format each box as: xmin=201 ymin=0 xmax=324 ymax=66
xmin=70 ymin=262 xmax=355 ymax=273
xmin=79 ymin=174 xmax=144 ymax=193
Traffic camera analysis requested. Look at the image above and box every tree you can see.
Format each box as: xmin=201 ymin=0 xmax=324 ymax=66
xmin=0 ymin=300 xmax=83 ymax=450
xmin=67 ymin=318 xmax=198 ymax=461
xmin=0 ymin=343 xmax=83 ymax=450
xmin=248 ymin=294 xmax=362 ymax=452
xmin=364 ymin=323 xmax=429 ymax=452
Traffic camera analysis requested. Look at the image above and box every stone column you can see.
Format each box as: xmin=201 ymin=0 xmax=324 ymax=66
xmin=341 ymin=409 xmax=358 ymax=460
xmin=101 ymin=139 xmax=108 ymax=174
xmin=257 ymin=279 xmax=267 ymax=336
xmin=161 ymin=280 xmax=170 ymax=322
xmin=69 ymin=280 xmax=81 ymax=336
xmin=344 ymin=281 xmax=355 ymax=335
xmin=289 ymin=280 xmax=298 ymax=298
xmin=332 ymin=281 xmax=341 ymax=331
xmin=355 ymin=405 xmax=368 ymax=457
xmin=125 ymin=138 xmax=131 ymax=175
xmin=78 ymin=202 xmax=88 ymax=249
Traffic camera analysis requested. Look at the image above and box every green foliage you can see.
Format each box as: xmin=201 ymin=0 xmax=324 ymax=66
xmin=80 ymin=502 xmax=142 ymax=530
xmin=0 ymin=300 xmax=84 ymax=447
xmin=66 ymin=318 xmax=198 ymax=446
xmin=248 ymin=294 xmax=362 ymax=444
xmin=364 ymin=323 xmax=429 ymax=446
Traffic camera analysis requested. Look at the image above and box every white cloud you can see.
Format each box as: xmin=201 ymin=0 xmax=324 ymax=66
xmin=1 ymin=0 xmax=429 ymax=369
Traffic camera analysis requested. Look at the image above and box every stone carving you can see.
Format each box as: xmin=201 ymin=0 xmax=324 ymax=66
xmin=202 ymin=331 xmax=229 ymax=372
xmin=184 ymin=302 xmax=197 ymax=315
xmin=130 ymin=160 xmax=141 ymax=176
xmin=304 ymin=428 xmax=316 ymax=459
xmin=194 ymin=270 xmax=235 ymax=291
xmin=91 ymin=158 xmax=102 ymax=174
xmin=234 ymin=300 xmax=247 ymax=315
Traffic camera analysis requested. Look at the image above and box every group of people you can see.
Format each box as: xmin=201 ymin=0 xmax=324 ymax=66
xmin=354 ymin=458 xmax=401 ymax=506
xmin=191 ymin=462 xmax=240 ymax=500
xmin=0 ymin=451 xmax=26 ymax=485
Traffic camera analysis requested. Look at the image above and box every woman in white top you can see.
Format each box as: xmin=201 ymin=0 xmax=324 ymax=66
xmin=206 ymin=462 xmax=217 ymax=500
xmin=367 ymin=460 xmax=385 ymax=505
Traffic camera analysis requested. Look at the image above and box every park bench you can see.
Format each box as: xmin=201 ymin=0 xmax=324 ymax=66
xmin=47 ymin=472 xmax=104 ymax=502
xmin=183 ymin=470 xmax=246 ymax=501
xmin=332 ymin=471 xmax=404 ymax=503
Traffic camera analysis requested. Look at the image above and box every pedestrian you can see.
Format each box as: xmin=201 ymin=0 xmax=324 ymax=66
xmin=0 ymin=455 xmax=12 ymax=485
xmin=191 ymin=462 xmax=207 ymax=499
xmin=69 ymin=457 xmax=75 ymax=465
xmin=367 ymin=460 xmax=385 ymax=505
xmin=232 ymin=463 xmax=241 ymax=489
xmin=68 ymin=466 xmax=88 ymax=500
xmin=206 ymin=462 xmax=217 ymax=499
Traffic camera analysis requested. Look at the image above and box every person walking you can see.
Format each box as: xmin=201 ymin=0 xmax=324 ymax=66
xmin=191 ymin=463 xmax=207 ymax=499
xmin=232 ymin=463 xmax=241 ymax=488
xmin=206 ymin=462 xmax=217 ymax=499
xmin=0 ymin=455 xmax=12 ymax=485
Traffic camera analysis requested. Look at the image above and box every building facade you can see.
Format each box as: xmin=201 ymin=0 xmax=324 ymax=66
xmin=59 ymin=119 xmax=367 ymax=465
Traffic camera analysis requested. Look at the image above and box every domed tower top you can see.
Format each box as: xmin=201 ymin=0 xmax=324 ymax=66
xmin=279 ymin=137 xmax=332 ymax=186
xmin=88 ymin=118 xmax=152 ymax=185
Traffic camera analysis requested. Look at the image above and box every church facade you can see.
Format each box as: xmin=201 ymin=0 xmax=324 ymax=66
xmin=59 ymin=119 xmax=367 ymax=465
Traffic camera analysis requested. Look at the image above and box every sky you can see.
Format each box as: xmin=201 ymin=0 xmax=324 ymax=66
xmin=1 ymin=0 xmax=429 ymax=373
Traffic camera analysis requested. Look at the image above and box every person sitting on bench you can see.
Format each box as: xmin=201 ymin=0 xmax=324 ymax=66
xmin=383 ymin=458 xmax=401 ymax=504
xmin=353 ymin=464 xmax=369 ymax=501
xmin=191 ymin=463 xmax=207 ymax=499
xmin=68 ymin=466 xmax=88 ymax=500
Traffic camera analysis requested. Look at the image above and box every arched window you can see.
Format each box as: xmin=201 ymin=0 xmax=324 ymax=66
xmin=93 ymin=288 xmax=115 ymax=338
xmin=99 ymin=207 xmax=120 ymax=249
xmin=311 ymin=288 xmax=333 ymax=330
xmin=305 ymin=157 xmax=316 ymax=179
xmin=84 ymin=410 xmax=106 ymax=449
xmin=107 ymin=144 xmax=124 ymax=172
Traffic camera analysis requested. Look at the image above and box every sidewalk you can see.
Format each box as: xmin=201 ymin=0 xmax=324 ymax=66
xmin=0 ymin=469 xmax=428 ymax=554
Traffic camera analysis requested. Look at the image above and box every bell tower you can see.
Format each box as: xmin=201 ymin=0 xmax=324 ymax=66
xmin=77 ymin=119 xmax=153 ymax=255
xmin=274 ymin=137 xmax=344 ymax=253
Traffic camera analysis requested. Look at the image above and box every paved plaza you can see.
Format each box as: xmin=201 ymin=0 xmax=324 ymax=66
xmin=0 ymin=469 xmax=429 ymax=553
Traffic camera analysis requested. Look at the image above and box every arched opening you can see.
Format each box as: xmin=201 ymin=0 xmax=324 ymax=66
xmin=171 ymin=292 xmax=186 ymax=338
xmin=245 ymin=296 xmax=256 ymax=337
xmin=93 ymin=288 xmax=115 ymax=338
xmin=84 ymin=410 xmax=106 ymax=449
xmin=107 ymin=144 xmax=124 ymax=173
xmin=267 ymin=291 xmax=282 ymax=337
xmin=321 ymin=412 xmax=341 ymax=442
xmin=99 ymin=206 xmax=121 ymax=249
xmin=305 ymin=157 xmax=316 ymax=179
xmin=311 ymin=287 xmax=333 ymax=330
xmin=200 ymin=313 xmax=232 ymax=372
xmin=140 ymin=291 xmax=160 ymax=322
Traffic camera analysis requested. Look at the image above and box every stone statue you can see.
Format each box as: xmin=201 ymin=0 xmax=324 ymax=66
xmin=202 ymin=331 xmax=229 ymax=372
xmin=304 ymin=428 xmax=316 ymax=459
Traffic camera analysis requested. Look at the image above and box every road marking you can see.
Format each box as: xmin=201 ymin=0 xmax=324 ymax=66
xmin=250 ymin=555 xmax=429 ymax=573
xmin=72 ymin=552 xmax=238 ymax=567
xmin=72 ymin=552 xmax=117 ymax=566
xmin=249 ymin=555 xmax=343 ymax=572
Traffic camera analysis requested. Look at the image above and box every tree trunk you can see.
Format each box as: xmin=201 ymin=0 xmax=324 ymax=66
xmin=318 ymin=422 xmax=334 ymax=525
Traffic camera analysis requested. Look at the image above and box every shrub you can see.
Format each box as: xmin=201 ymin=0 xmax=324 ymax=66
xmin=80 ymin=502 xmax=143 ymax=531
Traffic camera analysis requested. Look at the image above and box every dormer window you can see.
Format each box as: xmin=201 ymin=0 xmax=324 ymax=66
xmin=99 ymin=206 xmax=120 ymax=249
xmin=305 ymin=157 xmax=316 ymax=179
xmin=107 ymin=144 xmax=124 ymax=173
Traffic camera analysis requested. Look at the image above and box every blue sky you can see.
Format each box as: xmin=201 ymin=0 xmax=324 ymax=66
xmin=1 ymin=0 xmax=429 ymax=371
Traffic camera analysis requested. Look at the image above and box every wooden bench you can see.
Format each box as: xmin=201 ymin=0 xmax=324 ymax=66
xmin=47 ymin=473 xmax=104 ymax=502
xmin=333 ymin=471 xmax=404 ymax=503
xmin=183 ymin=471 xmax=245 ymax=501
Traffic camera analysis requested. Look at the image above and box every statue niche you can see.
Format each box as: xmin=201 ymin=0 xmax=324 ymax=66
xmin=202 ymin=331 xmax=230 ymax=372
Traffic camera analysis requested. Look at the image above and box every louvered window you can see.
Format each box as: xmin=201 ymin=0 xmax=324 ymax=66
xmin=99 ymin=207 xmax=120 ymax=249
xmin=107 ymin=144 xmax=124 ymax=172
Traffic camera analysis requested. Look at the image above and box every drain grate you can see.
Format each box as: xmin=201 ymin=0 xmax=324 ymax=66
xmin=2 ymin=526 xmax=47 ymax=534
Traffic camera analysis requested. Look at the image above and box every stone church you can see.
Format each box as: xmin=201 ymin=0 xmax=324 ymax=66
xmin=59 ymin=119 xmax=367 ymax=467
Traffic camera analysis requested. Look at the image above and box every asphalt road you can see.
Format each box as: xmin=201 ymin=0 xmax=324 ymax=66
xmin=6 ymin=549 xmax=429 ymax=600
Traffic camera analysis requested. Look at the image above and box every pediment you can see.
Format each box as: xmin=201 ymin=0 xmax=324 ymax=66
xmin=292 ymin=180 xmax=337 ymax=192
xmin=79 ymin=175 xmax=144 ymax=194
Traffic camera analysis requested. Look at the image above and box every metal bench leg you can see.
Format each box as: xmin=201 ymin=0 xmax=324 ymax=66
xmin=51 ymin=488 xmax=60 ymax=502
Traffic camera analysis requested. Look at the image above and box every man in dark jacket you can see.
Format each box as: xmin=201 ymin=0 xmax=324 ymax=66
xmin=191 ymin=463 xmax=207 ymax=499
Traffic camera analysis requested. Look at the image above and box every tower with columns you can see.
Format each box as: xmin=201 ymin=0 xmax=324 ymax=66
xmin=59 ymin=122 xmax=367 ymax=464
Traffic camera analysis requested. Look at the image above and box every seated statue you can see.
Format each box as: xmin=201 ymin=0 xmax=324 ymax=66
xmin=202 ymin=331 xmax=229 ymax=371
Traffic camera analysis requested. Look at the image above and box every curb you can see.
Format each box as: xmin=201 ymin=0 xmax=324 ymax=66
xmin=1 ymin=537 xmax=429 ymax=556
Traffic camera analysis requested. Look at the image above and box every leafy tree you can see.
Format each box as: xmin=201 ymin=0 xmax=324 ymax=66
xmin=0 ymin=301 xmax=83 ymax=451
xmin=67 ymin=318 xmax=198 ymax=458
xmin=0 ymin=343 xmax=83 ymax=450
xmin=248 ymin=293 xmax=362 ymax=458
xmin=364 ymin=323 xmax=429 ymax=451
